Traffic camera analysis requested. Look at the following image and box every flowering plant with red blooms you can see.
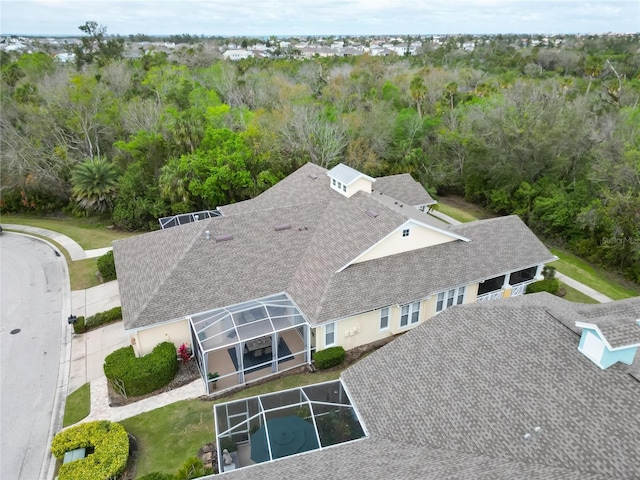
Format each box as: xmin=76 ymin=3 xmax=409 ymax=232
xmin=177 ymin=343 xmax=192 ymax=363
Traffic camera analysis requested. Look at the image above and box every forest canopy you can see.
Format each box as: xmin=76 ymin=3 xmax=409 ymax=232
xmin=1 ymin=29 xmax=639 ymax=282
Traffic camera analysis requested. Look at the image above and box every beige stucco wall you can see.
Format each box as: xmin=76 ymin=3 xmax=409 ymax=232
xmin=318 ymin=282 xmax=481 ymax=352
xmin=346 ymin=177 xmax=373 ymax=197
xmin=132 ymin=318 xmax=191 ymax=357
xmin=354 ymin=224 xmax=456 ymax=264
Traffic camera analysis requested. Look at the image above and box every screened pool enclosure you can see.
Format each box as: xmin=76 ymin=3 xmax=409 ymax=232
xmin=189 ymin=293 xmax=311 ymax=394
xmin=214 ymin=380 xmax=366 ymax=472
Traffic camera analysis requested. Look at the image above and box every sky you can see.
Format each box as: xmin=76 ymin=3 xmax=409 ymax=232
xmin=1 ymin=0 xmax=638 ymax=37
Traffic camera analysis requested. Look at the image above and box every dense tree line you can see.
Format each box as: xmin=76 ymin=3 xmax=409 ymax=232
xmin=1 ymin=27 xmax=639 ymax=282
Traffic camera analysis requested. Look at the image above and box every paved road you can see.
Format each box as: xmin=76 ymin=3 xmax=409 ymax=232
xmin=1 ymin=234 xmax=65 ymax=480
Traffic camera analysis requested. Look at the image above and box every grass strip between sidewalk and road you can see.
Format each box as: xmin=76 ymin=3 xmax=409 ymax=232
xmin=63 ymin=383 xmax=91 ymax=427
xmin=120 ymin=369 xmax=341 ymax=478
xmin=5 ymin=229 xmax=100 ymax=290
xmin=1 ymin=213 xmax=137 ymax=249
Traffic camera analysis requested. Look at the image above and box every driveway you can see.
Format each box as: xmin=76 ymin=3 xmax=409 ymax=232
xmin=0 ymin=234 xmax=66 ymax=480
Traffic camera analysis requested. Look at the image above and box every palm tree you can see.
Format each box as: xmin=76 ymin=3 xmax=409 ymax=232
xmin=71 ymin=158 xmax=119 ymax=213
xmin=409 ymin=75 xmax=428 ymax=119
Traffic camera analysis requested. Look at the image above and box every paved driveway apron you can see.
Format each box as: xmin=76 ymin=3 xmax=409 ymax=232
xmin=1 ymin=234 xmax=63 ymax=480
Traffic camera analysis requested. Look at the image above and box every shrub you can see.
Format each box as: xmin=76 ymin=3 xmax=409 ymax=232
xmin=103 ymin=342 xmax=178 ymax=397
xmin=137 ymin=473 xmax=174 ymax=480
xmin=314 ymin=346 xmax=346 ymax=370
xmin=51 ymin=420 xmax=129 ymax=480
xmin=72 ymin=316 xmax=86 ymax=334
xmin=85 ymin=306 xmax=122 ymax=330
xmin=97 ymin=250 xmax=117 ymax=281
xmin=174 ymin=457 xmax=211 ymax=480
xmin=526 ymin=278 xmax=561 ymax=295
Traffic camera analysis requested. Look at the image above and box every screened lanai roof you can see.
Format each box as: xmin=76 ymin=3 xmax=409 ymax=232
xmin=190 ymin=293 xmax=308 ymax=354
xmin=215 ymin=380 xmax=366 ymax=468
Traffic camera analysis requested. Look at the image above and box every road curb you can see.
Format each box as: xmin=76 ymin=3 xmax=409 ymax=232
xmin=8 ymin=232 xmax=73 ymax=480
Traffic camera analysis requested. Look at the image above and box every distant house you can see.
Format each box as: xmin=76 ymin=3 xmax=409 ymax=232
xmin=223 ymin=49 xmax=253 ymax=61
xmin=54 ymin=52 xmax=76 ymax=63
xmin=113 ymin=163 xmax=554 ymax=394
xmin=212 ymin=294 xmax=640 ymax=478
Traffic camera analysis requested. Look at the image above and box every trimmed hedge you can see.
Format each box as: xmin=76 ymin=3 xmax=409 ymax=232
xmin=72 ymin=316 xmax=86 ymax=334
xmin=85 ymin=306 xmax=122 ymax=330
xmin=73 ymin=307 xmax=122 ymax=334
xmin=314 ymin=346 xmax=346 ymax=370
xmin=526 ymin=278 xmax=561 ymax=295
xmin=51 ymin=420 xmax=129 ymax=480
xmin=103 ymin=342 xmax=178 ymax=397
xmin=97 ymin=250 xmax=117 ymax=281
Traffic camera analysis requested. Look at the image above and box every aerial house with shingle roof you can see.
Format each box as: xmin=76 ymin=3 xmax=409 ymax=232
xmin=113 ymin=163 xmax=555 ymax=394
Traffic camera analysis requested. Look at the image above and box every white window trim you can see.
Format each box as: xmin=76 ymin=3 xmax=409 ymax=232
xmin=399 ymin=302 xmax=420 ymax=328
xmin=436 ymin=286 xmax=466 ymax=313
xmin=325 ymin=322 xmax=336 ymax=347
xmin=379 ymin=307 xmax=390 ymax=331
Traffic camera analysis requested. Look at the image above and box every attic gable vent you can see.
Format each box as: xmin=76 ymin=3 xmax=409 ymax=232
xmin=214 ymin=234 xmax=234 ymax=242
xmin=273 ymin=224 xmax=291 ymax=231
xmin=365 ymin=209 xmax=379 ymax=218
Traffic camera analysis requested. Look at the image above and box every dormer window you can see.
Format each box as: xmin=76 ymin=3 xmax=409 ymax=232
xmin=327 ymin=163 xmax=376 ymax=198
xmin=402 ymin=229 xmax=410 ymax=237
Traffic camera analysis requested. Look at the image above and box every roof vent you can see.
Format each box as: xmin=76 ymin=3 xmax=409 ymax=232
xmin=273 ymin=224 xmax=291 ymax=231
xmin=365 ymin=209 xmax=379 ymax=218
xmin=204 ymin=230 xmax=211 ymax=240
xmin=309 ymin=173 xmax=318 ymax=180
xmin=214 ymin=234 xmax=234 ymax=242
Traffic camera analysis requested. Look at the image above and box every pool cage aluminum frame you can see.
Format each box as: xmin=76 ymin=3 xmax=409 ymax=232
xmin=189 ymin=293 xmax=312 ymax=395
xmin=214 ymin=379 xmax=367 ymax=471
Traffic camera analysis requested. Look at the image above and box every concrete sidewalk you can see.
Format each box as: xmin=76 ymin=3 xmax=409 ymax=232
xmin=2 ymin=224 xmax=112 ymax=260
xmin=72 ymin=280 xmax=121 ymax=319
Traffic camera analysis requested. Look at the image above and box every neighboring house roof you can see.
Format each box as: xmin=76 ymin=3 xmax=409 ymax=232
xmin=372 ymin=173 xmax=436 ymax=206
xmin=577 ymin=317 xmax=640 ymax=349
xmin=221 ymin=294 xmax=640 ymax=479
xmin=114 ymin=163 xmax=554 ymax=331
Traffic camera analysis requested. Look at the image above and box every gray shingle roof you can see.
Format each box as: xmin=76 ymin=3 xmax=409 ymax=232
xmin=372 ymin=173 xmax=436 ymax=206
xmin=590 ymin=317 xmax=640 ymax=348
xmin=221 ymin=294 xmax=640 ymax=479
xmin=218 ymin=163 xmax=335 ymax=216
xmin=114 ymin=164 xmax=554 ymax=331
xmin=317 ymin=215 xmax=555 ymax=323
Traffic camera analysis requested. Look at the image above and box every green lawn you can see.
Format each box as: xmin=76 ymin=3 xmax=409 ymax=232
xmin=560 ymin=283 xmax=599 ymax=304
xmin=549 ymin=248 xmax=640 ymax=301
xmin=120 ymin=370 xmax=341 ymax=479
xmin=0 ymin=213 xmax=137 ymax=249
xmin=434 ymin=196 xmax=496 ymax=223
xmin=63 ymin=383 xmax=91 ymax=427
xmin=433 ymin=202 xmax=480 ymax=223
